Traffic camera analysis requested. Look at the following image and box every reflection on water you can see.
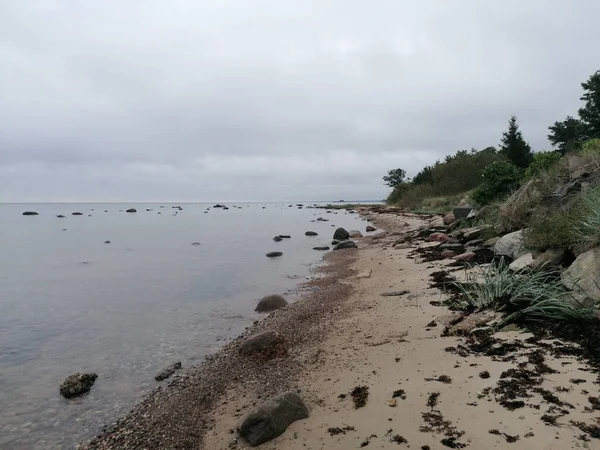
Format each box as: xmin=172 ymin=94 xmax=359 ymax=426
xmin=0 ymin=202 xmax=368 ymax=449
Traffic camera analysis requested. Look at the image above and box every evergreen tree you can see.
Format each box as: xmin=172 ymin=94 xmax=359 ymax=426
xmin=578 ymin=70 xmax=600 ymax=138
xmin=499 ymin=115 xmax=533 ymax=168
xmin=548 ymin=116 xmax=587 ymax=155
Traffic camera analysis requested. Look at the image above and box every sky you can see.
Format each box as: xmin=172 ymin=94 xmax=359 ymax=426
xmin=1 ymin=1 xmax=599 ymax=202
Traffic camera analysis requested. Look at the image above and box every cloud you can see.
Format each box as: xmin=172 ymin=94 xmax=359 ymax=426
xmin=1 ymin=0 xmax=599 ymax=201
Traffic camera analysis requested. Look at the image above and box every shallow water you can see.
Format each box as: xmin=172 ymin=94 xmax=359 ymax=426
xmin=0 ymin=202 xmax=369 ymax=449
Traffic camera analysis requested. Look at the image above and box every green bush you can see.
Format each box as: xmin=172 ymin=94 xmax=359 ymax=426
xmin=578 ymin=138 xmax=600 ymax=157
xmin=472 ymin=161 xmax=522 ymax=206
xmin=525 ymin=208 xmax=577 ymax=250
xmin=524 ymin=151 xmax=562 ymax=179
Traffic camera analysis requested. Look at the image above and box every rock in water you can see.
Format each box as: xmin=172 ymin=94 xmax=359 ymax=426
xmin=313 ymin=246 xmax=330 ymax=251
xmin=155 ymin=362 xmax=182 ymax=381
xmin=59 ymin=373 xmax=98 ymax=398
xmin=56 ymin=215 xmax=66 ymax=218
xmin=72 ymin=212 xmax=83 ymax=216
xmin=333 ymin=227 xmax=350 ymax=241
xmin=366 ymin=225 xmax=376 ymax=232
xmin=273 ymin=236 xmax=283 ymax=242
xmin=238 ymin=392 xmax=309 ymax=446
xmin=349 ymin=230 xmax=363 ymax=238
xmin=334 ymin=241 xmax=358 ymax=250
xmin=22 ymin=211 xmax=39 ymax=216
xmin=266 ymin=252 xmax=283 ymax=258
xmin=331 ymin=240 xmax=340 ymax=245
xmin=104 ymin=240 xmax=111 ymax=244
xmin=278 ymin=235 xmax=291 ymax=239
xmin=126 ymin=208 xmax=137 ymax=213
xmin=305 ymin=231 xmax=318 ymax=236
xmin=239 ymin=330 xmax=287 ymax=360
xmin=256 ymin=294 xmax=288 ymax=312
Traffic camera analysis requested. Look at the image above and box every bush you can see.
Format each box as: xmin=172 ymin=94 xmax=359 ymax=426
xmin=578 ymin=138 xmax=600 ymax=157
xmin=524 ymin=151 xmax=562 ymax=179
xmin=472 ymin=161 xmax=522 ymax=206
xmin=525 ymin=208 xmax=577 ymax=250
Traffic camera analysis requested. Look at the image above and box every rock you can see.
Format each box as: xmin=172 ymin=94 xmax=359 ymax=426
xmin=428 ymin=217 xmax=445 ymax=228
xmin=316 ymin=217 xmax=329 ymax=222
xmin=440 ymin=243 xmax=464 ymax=251
xmin=483 ymin=237 xmax=500 ymax=248
xmin=256 ymin=295 xmax=288 ymax=312
xmin=273 ymin=236 xmax=283 ymax=242
xmin=452 ymin=251 xmax=476 ymax=261
xmin=493 ymin=230 xmax=526 ymax=259
xmin=104 ymin=240 xmax=111 ymax=244
xmin=366 ymin=225 xmax=376 ymax=232
xmin=126 ymin=208 xmax=137 ymax=213
xmin=566 ymin=154 xmax=600 ymax=179
xmin=59 ymin=373 xmax=98 ymax=398
xmin=239 ymin=330 xmax=287 ymax=360
xmin=313 ymin=246 xmax=330 ymax=251
xmin=562 ymin=247 xmax=600 ymax=302
xmin=509 ymin=253 xmax=535 ymax=272
xmin=543 ymin=179 xmax=585 ymax=209
xmin=266 ymin=252 xmax=283 ymax=258
xmin=464 ymin=238 xmax=484 ymax=247
xmin=529 ymin=249 xmax=566 ymax=271
xmin=333 ymin=227 xmax=350 ymax=241
xmin=155 ymin=362 xmax=182 ymax=381
xmin=461 ymin=227 xmax=489 ymax=241
xmin=349 ymin=230 xmax=363 ymax=238
xmin=441 ymin=250 xmax=456 ymax=259
xmin=214 ymin=204 xmax=225 ymax=208
xmin=446 ymin=311 xmax=500 ymax=335
xmin=443 ymin=213 xmax=456 ymax=225
xmin=453 ymin=205 xmax=473 ymax=219
xmin=22 ymin=211 xmax=39 ymax=216
xmin=331 ymin=240 xmax=340 ymax=245
xmin=72 ymin=212 xmax=83 ymax=216
xmin=305 ymin=231 xmax=318 ymax=236
xmin=334 ymin=240 xmax=358 ymax=250
xmin=279 ymin=235 xmax=291 ymax=239
xmin=56 ymin=215 xmax=66 ymax=218
xmin=428 ymin=232 xmax=449 ymax=242
xmin=394 ymin=242 xmax=412 ymax=249
xmin=356 ymin=270 xmax=372 ymax=278
xmin=238 ymin=392 xmax=309 ymax=446
xmin=191 ymin=242 xmax=201 ymax=246
xmin=380 ymin=290 xmax=411 ymax=296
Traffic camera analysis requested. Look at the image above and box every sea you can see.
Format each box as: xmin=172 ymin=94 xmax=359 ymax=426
xmin=0 ymin=202 xmax=372 ymax=449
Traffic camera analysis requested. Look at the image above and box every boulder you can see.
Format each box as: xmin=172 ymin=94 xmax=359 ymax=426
xmin=562 ymin=247 xmax=600 ymax=302
xmin=366 ymin=225 xmax=376 ymax=232
xmin=333 ymin=228 xmax=350 ymax=241
xmin=126 ymin=208 xmax=137 ymax=213
xmin=334 ymin=240 xmax=358 ymax=250
xmin=453 ymin=206 xmax=473 ymax=219
xmin=428 ymin=232 xmax=449 ymax=243
xmin=72 ymin=212 xmax=83 ymax=216
xmin=273 ymin=236 xmax=283 ymax=242
xmin=22 ymin=211 xmax=39 ymax=216
xmin=441 ymin=250 xmax=456 ymax=259
xmin=543 ymin=179 xmax=585 ymax=209
xmin=493 ymin=230 xmax=526 ymax=259
xmin=279 ymin=235 xmax=291 ymax=239
xmin=529 ymin=249 xmax=566 ymax=271
xmin=266 ymin=252 xmax=283 ymax=258
xmin=237 ymin=392 xmax=309 ymax=446
xmin=239 ymin=330 xmax=287 ymax=360
xmin=462 ymin=227 xmax=489 ymax=241
xmin=428 ymin=217 xmax=445 ymax=228
xmin=349 ymin=230 xmax=363 ymax=238
xmin=508 ymin=253 xmax=535 ymax=272
xmin=305 ymin=231 xmax=318 ymax=236
xmin=331 ymin=240 xmax=340 ymax=245
xmin=59 ymin=373 xmax=98 ymax=398
xmin=256 ymin=295 xmax=288 ymax=312
xmin=313 ymin=246 xmax=330 ymax=251
xmin=443 ymin=213 xmax=456 ymax=225
xmin=452 ymin=251 xmax=476 ymax=261
xmin=155 ymin=362 xmax=182 ymax=381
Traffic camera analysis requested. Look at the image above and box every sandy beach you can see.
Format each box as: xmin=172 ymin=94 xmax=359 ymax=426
xmin=85 ymin=209 xmax=599 ymax=450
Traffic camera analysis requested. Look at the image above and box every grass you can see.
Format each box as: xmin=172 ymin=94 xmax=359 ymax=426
xmin=570 ymin=184 xmax=600 ymax=254
xmin=451 ymin=259 xmax=596 ymax=325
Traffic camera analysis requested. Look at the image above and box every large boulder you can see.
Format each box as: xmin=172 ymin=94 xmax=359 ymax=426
xmin=443 ymin=213 xmax=456 ymax=225
xmin=59 ymin=373 xmax=98 ymax=398
xmin=22 ymin=211 xmax=39 ymax=216
xmin=453 ymin=206 xmax=473 ymax=219
xmin=562 ymin=247 xmax=600 ymax=302
xmin=493 ymin=230 xmax=526 ymax=259
xmin=256 ymin=295 xmax=288 ymax=312
xmin=239 ymin=330 xmax=287 ymax=360
xmin=333 ymin=228 xmax=350 ymax=241
xmin=238 ymin=392 xmax=309 ymax=446
xmin=155 ymin=362 xmax=182 ymax=381
xmin=349 ymin=230 xmax=363 ymax=238
xmin=334 ymin=240 xmax=358 ymax=250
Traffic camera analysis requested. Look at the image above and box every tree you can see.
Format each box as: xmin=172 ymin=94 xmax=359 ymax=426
xmin=579 ymin=70 xmax=600 ymax=138
xmin=412 ymin=165 xmax=435 ymax=185
xmin=499 ymin=115 xmax=533 ymax=168
xmin=472 ymin=160 xmax=522 ymax=206
xmin=548 ymin=116 xmax=587 ymax=155
xmin=383 ymin=168 xmax=406 ymax=187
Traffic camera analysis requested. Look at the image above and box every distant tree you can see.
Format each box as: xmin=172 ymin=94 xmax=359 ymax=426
xmin=579 ymin=70 xmax=600 ymax=138
xmin=548 ymin=116 xmax=587 ymax=155
xmin=383 ymin=168 xmax=407 ymax=187
xmin=412 ymin=165 xmax=435 ymax=185
xmin=499 ymin=116 xmax=534 ymax=168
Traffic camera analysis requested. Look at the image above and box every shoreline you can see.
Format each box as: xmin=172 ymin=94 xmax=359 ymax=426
xmin=83 ymin=207 xmax=599 ymax=449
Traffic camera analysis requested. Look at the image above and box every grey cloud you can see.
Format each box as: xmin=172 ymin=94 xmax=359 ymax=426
xmin=1 ymin=1 xmax=600 ymax=201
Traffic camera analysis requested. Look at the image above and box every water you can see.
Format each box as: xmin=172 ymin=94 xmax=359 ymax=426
xmin=0 ymin=202 xmax=368 ymax=449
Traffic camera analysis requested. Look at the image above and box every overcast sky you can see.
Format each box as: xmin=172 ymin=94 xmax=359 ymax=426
xmin=1 ymin=1 xmax=599 ymax=202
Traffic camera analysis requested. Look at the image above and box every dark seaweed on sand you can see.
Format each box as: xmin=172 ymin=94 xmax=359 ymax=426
xmin=350 ymin=385 xmax=369 ymax=408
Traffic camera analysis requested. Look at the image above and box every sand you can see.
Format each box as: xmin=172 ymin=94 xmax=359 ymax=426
xmin=204 ymin=210 xmax=598 ymax=450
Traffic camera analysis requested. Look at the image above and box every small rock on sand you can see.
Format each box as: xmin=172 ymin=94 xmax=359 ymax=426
xmin=349 ymin=230 xmax=363 ymax=238
xmin=255 ymin=294 xmax=288 ymax=312
xmin=441 ymin=250 xmax=456 ymax=259
xmin=428 ymin=232 xmax=449 ymax=242
xmin=239 ymin=330 xmax=287 ymax=360
xmin=155 ymin=362 xmax=182 ymax=381
xmin=237 ymin=392 xmax=309 ymax=446
xmin=59 ymin=373 xmax=98 ymax=398
xmin=266 ymin=252 xmax=283 ymax=258
xmin=356 ymin=270 xmax=372 ymax=278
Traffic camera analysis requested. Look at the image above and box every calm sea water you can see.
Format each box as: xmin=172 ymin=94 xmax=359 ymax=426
xmin=0 ymin=202 xmax=369 ymax=449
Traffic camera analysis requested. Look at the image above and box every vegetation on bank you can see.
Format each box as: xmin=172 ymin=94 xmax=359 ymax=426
xmin=385 ymin=70 xmax=600 ymax=212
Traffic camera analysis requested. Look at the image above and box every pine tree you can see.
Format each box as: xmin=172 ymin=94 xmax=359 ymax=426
xmin=500 ymin=115 xmax=533 ymax=168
